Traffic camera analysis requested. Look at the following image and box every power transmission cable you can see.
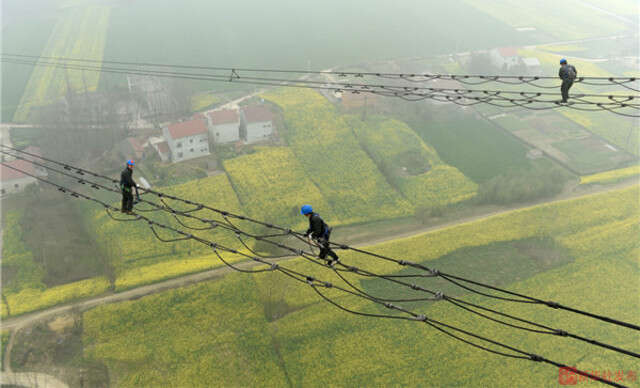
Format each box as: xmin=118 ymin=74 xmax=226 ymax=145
xmin=4 ymin=144 xmax=639 ymax=332
xmin=0 ymin=160 xmax=630 ymax=388
xmin=3 ymin=147 xmax=639 ymax=361
xmin=2 ymin=56 xmax=638 ymax=117
xmin=2 ymin=52 xmax=638 ymax=91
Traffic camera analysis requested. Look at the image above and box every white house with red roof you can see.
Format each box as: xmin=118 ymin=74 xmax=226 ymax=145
xmin=490 ymin=47 xmax=521 ymax=70
xmin=206 ymin=109 xmax=240 ymax=144
xmin=241 ymin=105 xmax=275 ymax=144
xmin=1 ymin=159 xmax=38 ymax=195
xmin=162 ymin=117 xmax=210 ymax=163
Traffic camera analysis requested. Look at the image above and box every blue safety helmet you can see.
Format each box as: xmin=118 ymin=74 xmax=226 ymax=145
xmin=300 ymin=204 xmax=313 ymax=215
xmin=560 ymin=58 xmax=567 ymax=64
xmin=127 ymin=159 xmax=135 ymax=166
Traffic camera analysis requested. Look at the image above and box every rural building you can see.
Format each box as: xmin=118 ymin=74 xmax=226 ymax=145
xmin=0 ymin=159 xmax=38 ymax=196
xmin=162 ymin=117 xmax=210 ymax=163
xmin=144 ymin=136 xmax=171 ymax=162
xmin=155 ymin=141 xmax=171 ymax=162
xmin=206 ymin=109 xmax=240 ymax=144
xmin=490 ymin=47 xmax=520 ymax=70
xmin=522 ymin=57 xmax=542 ymax=74
xmin=120 ymin=137 xmax=145 ymax=160
xmin=241 ymin=105 xmax=274 ymax=144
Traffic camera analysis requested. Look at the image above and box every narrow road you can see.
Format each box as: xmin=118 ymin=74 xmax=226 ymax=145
xmin=1 ymin=178 xmax=637 ymax=332
xmin=0 ymin=372 xmax=69 ymax=388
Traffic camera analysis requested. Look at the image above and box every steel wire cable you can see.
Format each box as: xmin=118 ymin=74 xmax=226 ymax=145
xmin=0 ymin=160 xmax=630 ymax=388
xmin=2 ymin=57 xmax=638 ymax=117
xmin=2 ymin=52 xmax=638 ymax=91
xmin=3 ymin=148 xmax=639 ymax=361
xmin=4 ymin=144 xmax=639 ymax=331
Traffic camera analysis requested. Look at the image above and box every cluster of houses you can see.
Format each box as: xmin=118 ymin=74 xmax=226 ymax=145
xmin=153 ymin=104 xmax=275 ymax=163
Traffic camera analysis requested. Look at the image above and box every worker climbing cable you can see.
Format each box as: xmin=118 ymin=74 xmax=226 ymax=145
xmin=301 ymin=204 xmax=339 ymax=266
xmin=120 ymin=159 xmax=140 ymax=214
xmin=558 ymin=58 xmax=578 ymax=103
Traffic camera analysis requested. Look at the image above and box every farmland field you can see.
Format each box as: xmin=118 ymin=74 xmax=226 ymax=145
xmin=464 ymin=0 xmax=630 ymax=40
xmin=349 ymin=116 xmax=477 ymax=208
xmin=560 ymin=110 xmax=640 ymax=157
xmin=1 ymin=210 xmax=111 ymax=317
xmin=398 ymin=104 xmax=535 ymax=183
xmin=83 ymin=173 xmax=249 ymax=290
xmin=515 ymin=48 xmax=640 ymax=157
xmin=1 ymin=211 xmax=45 ymax=295
xmin=12 ymin=5 xmax=111 ymax=122
xmin=580 ymin=165 xmax=640 ymax=185
xmin=492 ymin=111 xmax=636 ymax=175
xmin=1 ymin=1 xmax=56 ymax=121
xmin=224 ymin=147 xmax=336 ymax=230
xmin=263 ymin=89 xmax=411 ymax=224
xmin=82 ymin=185 xmax=639 ymax=386
xmin=0 ymin=172 xmax=251 ymax=317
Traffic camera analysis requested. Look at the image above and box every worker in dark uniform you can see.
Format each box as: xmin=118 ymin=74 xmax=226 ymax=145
xmin=301 ymin=205 xmax=339 ymax=265
xmin=558 ymin=58 xmax=578 ymax=103
xmin=120 ymin=160 xmax=139 ymax=213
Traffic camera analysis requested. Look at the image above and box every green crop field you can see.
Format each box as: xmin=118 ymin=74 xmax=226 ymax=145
xmin=224 ymin=147 xmax=336 ymax=230
xmin=0 ymin=172 xmax=254 ymax=318
xmin=1 ymin=210 xmax=111 ymax=317
xmin=580 ymin=165 xmax=640 ymax=185
xmin=1 ymin=211 xmax=44 ymax=294
xmin=263 ymin=89 xmax=411 ymax=224
xmin=82 ymin=185 xmax=639 ymax=386
xmin=400 ymin=104 xmax=535 ymax=183
xmin=349 ymin=116 xmax=477 ymax=208
xmin=84 ymin=173 xmax=250 ymax=291
xmin=1 ymin=3 xmax=56 ymax=121
xmin=12 ymin=5 xmax=111 ymax=122
xmin=561 ymin=110 xmax=640 ymax=157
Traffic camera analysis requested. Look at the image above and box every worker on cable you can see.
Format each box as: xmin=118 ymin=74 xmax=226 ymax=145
xmin=558 ymin=58 xmax=577 ymax=103
xmin=301 ymin=205 xmax=339 ymax=266
xmin=120 ymin=159 xmax=139 ymax=214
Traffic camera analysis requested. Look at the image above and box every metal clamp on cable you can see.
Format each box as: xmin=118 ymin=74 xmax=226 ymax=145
xmin=545 ymin=301 xmax=560 ymax=309
xmin=270 ymin=263 xmax=279 ymax=271
xmin=305 ymin=276 xmax=315 ymax=285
